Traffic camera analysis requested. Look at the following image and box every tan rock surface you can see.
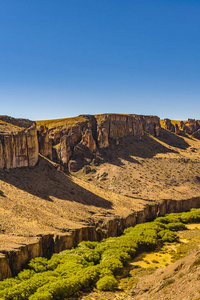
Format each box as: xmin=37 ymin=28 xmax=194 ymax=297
xmin=0 ymin=122 xmax=38 ymax=169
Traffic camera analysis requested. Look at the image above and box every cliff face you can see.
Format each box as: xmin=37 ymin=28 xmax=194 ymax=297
xmin=0 ymin=124 xmax=38 ymax=169
xmin=0 ymin=114 xmax=160 ymax=171
xmin=38 ymin=114 xmax=161 ymax=171
xmin=164 ymin=118 xmax=200 ymax=138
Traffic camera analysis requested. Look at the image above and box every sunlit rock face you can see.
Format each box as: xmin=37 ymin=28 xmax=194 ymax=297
xmin=0 ymin=120 xmax=38 ymax=169
xmin=41 ymin=114 xmax=160 ymax=171
xmin=0 ymin=114 xmax=161 ymax=171
xmin=97 ymin=114 xmax=161 ymax=148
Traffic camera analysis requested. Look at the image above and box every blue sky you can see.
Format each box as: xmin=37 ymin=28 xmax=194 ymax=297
xmin=0 ymin=0 xmax=199 ymax=120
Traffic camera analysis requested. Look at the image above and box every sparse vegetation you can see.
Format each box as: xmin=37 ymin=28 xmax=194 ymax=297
xmin=0 ymin=208 xmax=200 ymax=299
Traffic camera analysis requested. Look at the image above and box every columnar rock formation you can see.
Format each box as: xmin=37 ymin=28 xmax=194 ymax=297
xmin=0 ymin=121 xmax=38 ymax=169
xmin=164 ymin=118 xmax=200 ymax=139
xmin=37 ymin=114 xmax=161 ymax=171
xmin=37 ymin=125 xmax=53 ymax=160
xmin=164 ymin=118 xmax=175 ymax=132
xmin=180 ymin=119 xmax=200 ymax=135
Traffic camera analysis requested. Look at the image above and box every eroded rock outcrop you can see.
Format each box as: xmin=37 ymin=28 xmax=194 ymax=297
xmin=37 ymin=126 xmax=53 ymax=160
xmin=97 ymin=114 xmax=144 ymax=148
xmin=183 ymin=119 xmax=200 ymax=136
xmin=164 ymin=118 xmax=175 ymax=132
xmin=38 ymin=114 xmax=161 ymax=171
xmin=175 ymin=123 xmax=180 ymax=135
xmin=0 ymin=123 xmax=38 ymax=169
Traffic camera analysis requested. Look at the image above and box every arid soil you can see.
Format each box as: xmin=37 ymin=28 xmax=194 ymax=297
xmin=0 ymin=128 xmax=200 ymax=252
xmin=75 ymin=128 xmax=200 ymax=202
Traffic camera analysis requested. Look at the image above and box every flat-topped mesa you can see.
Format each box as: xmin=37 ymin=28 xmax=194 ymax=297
xmin=0 ymin=120 xmax=38 ymax=169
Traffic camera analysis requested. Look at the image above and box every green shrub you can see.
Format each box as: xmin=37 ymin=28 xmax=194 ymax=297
xmin=166 ymin=222 xmax=187 ymax=231
xmin=29 ymin=291 xmax=53 ymax=300
xmin=18 ymin=269 xmax=35 ymax=281
xmin=96 ymin=275 xmax=118 ymax=291
xmin=100 ymin=257 xmax=123 ymax=275
xmin=29 ymin=257 xmax=48 ymax=273
xmin=158 ymin=230 xmax=178 ymax=243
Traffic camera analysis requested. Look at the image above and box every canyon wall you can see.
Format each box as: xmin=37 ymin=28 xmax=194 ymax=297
xmin=164 ymin=118 xmax=200 ymax=138
xmin=0 ymin=113 xmax=161 ymax=171
xmin=0 ymin=124 xmax=39 ymax=169
xmin=38 ymin=114 xmax=161 ymax=171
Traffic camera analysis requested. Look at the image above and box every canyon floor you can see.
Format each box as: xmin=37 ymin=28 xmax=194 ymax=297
xmin=69 ymin=224 xmax=200 ymax=300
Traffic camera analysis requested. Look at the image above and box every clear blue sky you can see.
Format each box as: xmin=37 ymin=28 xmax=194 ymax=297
xmin=0 ymin=0 xmax=199 ymax=120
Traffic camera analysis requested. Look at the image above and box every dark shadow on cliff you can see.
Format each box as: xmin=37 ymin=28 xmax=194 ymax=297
xmin=100 ymin=133 xmax=178 ymax=167
xmin=0 ymin=157 xmax=112 ymax=209
xmin=157 ymin=128 xmax=190 ymax=150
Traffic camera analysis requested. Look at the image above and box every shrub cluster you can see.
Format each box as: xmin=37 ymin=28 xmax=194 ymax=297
xmin=0 ymin=208 xmax=199 ymax=299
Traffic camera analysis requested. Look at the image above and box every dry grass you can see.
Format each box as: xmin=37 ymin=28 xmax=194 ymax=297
xmin=160 ymin=119 xmax=187 ymax=128
xmin=36 ymin=115 xmax=86 ymax=128
xmin=0 ymin=120 xmax=22 ymax=134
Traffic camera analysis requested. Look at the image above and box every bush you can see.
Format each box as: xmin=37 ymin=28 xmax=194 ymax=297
xmin=1 ymin=208 xmax=200 ymax=299
xmin=29 ymin=291 xmax=53 ymax=300
xmin=29 ymin=257 xmax=48 ymax=273
xmin=158 ymin=230 xmax=178 ymax=243
xmin=96 ymin=275 xmax=118 ymax=291
xmin=166 ymin=222 xmax=187 ymax=231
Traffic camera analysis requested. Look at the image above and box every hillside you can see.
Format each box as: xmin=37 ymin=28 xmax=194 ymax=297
xmin=0 ymin=114 xmax=200 ymax=282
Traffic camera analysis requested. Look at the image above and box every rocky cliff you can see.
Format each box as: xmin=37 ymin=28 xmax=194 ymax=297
xmin=164 ymin=118 xmax=200 ymax=138
xmin=0 ymin=122 xmax=38 ymax=169
xmin=37 ymin=114 xmax=161 ymax=171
